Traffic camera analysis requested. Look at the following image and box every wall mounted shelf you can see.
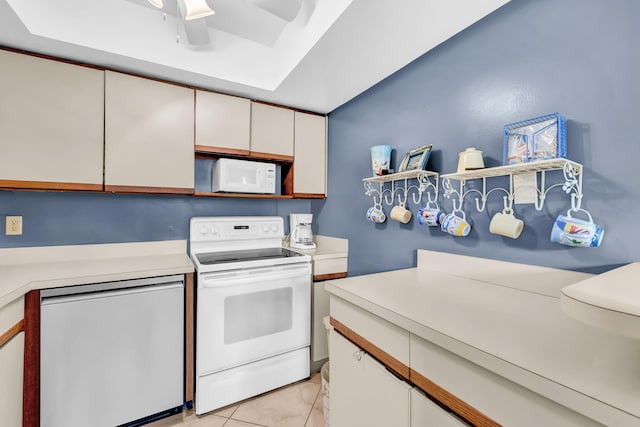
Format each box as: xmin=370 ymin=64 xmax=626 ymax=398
xmin=363 ymin=170 xmax=439 ymax=207
xmin=440 ymin=158 xmax=583 ymax=213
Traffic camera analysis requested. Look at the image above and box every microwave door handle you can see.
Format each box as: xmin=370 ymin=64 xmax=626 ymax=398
xmin=201 ymin=265 xmax=309 ymax=288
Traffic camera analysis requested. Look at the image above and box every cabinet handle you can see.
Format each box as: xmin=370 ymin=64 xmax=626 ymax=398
xmin=353 ymin=350 xmax=365 ymax=361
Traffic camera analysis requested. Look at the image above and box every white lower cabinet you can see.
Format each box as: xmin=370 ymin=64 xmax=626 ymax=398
xmin=0 ymin=333 xmax=24 ymax=427
xmin=0 ymin=297 xmax=25 ymax=427
xmin=411 ymin=388 xmax=468 ymax=426
xmin=330 ymin=330 xmax=410 ymax=427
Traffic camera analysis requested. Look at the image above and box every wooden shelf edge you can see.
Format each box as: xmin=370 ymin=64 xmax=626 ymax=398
xmin=293 ymin=193 xmax=326 ymax=199
xmin=314 ymin=272 xmax=347 ymax=282
xmin=193 ymin=192 xmax=294 ymax=199
xmin=104 ymin=185 xmax=194 ymax=195
xmin=195 ymin=146 xmax=251 ymax=157
xmin=0 ymin=180 xmax=103 ymax=192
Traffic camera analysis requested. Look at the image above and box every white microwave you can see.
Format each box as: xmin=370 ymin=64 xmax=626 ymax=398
xmin=212 ymin=158 xmax=276 ymax=194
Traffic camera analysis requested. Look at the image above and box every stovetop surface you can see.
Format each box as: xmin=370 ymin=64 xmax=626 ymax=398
xmin=195 ymin=247 xmax=305 ymax=266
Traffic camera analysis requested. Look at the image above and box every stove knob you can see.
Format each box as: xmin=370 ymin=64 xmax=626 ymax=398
xmin=271 ymin=224 xmax=279 ymax=232
xmin=199 ymin=225 xmax=208 ymax=235
xmin=262 ymin=225 xmax=270 ymax=232
xmin=211 ymin=226 xmax=219 ymax=235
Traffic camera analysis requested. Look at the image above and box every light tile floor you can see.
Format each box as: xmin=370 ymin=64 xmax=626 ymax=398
xmin=148 ymin=373 xmax=325 ymax=427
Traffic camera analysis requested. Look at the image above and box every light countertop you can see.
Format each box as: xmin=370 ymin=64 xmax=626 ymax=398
xmin=287 ymin=235 xmax=348 ymax=260
xmin=325 ymin=250 xmax=640 ymax=425
xmin=0 ymin=240 xmax=194 ymax=309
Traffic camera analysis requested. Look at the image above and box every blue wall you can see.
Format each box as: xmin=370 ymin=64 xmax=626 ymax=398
xmin=0 ymin=160 xmax=311 ymax=248
xmin=316 ymin=0 xmax=640 ymax=276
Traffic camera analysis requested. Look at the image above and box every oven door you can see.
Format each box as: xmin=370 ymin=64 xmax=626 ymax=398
xmin=197 ymin=262 xmax=311 ymax=375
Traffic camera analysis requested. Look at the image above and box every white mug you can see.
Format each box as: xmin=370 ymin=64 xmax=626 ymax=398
xmin=490 ymin=209 xmax=524 ymax=239
xmin=390 ymin=205 xmax=412 ymax=223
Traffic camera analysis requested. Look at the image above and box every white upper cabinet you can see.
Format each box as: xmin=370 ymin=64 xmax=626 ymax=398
xmin=195 ymin=90 xmax=251 ymax=154
xmin=104 ymin=71 xmax=194 ymax=193
xmin=0 ymin=50 xmax=104 ymax=190
xmin=250 ymin=102 xmax=294 ymax=158
xmin=293 ymin=112 xmax=327 ymax=196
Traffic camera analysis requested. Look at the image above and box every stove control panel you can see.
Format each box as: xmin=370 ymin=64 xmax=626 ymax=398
xmin=190 ymin=216 xmax=284 ymax=242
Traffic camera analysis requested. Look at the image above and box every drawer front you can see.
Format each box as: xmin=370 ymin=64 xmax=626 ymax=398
xmin=410 ymin=335 xmax=601 ymax=427
xmin=330 ymin=295 xmax=409 ymax=368
xmin=313 ymin=257 xmax=347 ymax=277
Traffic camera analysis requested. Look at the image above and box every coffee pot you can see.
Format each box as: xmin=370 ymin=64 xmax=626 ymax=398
xmin=289 ymin=213 xmax=316 ymax=249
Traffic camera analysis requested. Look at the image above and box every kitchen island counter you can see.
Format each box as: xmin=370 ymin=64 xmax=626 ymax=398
xmin=326 ymin=250 xmax=640 ymax=425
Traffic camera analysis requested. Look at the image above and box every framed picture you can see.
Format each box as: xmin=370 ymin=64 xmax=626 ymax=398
xmin=398 ymin=144 xmax=432 ymax=172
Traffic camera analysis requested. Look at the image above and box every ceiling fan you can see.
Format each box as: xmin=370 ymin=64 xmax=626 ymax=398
xmin=148 ymin=0 xmax=215 ymax=20
xmin=145 ymin=0 xmax=305 ymax=47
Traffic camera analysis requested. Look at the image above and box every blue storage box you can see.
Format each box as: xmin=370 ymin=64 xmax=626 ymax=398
xmin=503 ymin=112 xmax=567 ymax=165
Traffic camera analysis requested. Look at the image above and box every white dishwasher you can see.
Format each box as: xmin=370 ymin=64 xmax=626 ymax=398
xmin=40 ymin=275 xmax=184 ymax=427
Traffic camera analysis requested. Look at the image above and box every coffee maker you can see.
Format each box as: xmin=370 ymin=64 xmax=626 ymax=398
xmin=289 ymin=213 xmax=316 ymax=249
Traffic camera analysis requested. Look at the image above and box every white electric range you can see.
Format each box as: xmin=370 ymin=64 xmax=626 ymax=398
xmin=189 ymin=216 xmax=312 ymax=415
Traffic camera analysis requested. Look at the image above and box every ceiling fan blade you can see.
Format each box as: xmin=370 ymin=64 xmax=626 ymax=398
xmin=245 ymin=0 xmax=302 ymax=22
xmin=182 ymin=18 xmax=211 ymax=45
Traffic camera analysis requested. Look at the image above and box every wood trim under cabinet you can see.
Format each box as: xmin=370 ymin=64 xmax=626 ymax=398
xmin=313 ymin=272 xmax=347 ymax=282
xmin=410 ymin=368 xmax=501 ymax=427
xmin=0 ymin=180 xmax=103 ymax=192
xmin=185 ymin=273 xmax=195 ymax=405
xmin=293 ymin=193 xmax=326 ymax=199
xmin=195 ymin=145 xmax=251 ymax=157
xmin=0 ymin=320 xmax=23 ymax=348
xmin=249 ymin=151 xmax=294 ymax=163
xmin=193 ymin=192 xmax=293 ymax=199
xmin=330 ymin=317 xmax=410 ymax=381
xmin=104 ymin=185 xmax=194 ymax=195
xmin=23 ymin=290 xmax=40 ymax=427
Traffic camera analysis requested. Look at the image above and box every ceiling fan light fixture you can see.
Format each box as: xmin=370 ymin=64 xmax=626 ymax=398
xmin=183 ymin=0 xmax=215 ymax=20
xmin=147 ymin=0 xmax=163 ymax=8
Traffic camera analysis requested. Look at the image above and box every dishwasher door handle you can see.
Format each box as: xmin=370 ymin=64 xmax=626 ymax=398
xmin=41 ymin=282 xmax=184 ymax=305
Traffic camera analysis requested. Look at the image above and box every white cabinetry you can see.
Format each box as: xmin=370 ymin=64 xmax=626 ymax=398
xmin=195 ymin=90 xmax=251 ymax=155
xmin=411 ymin=389 xmax=468 ymax=427
xmin=104 ymin=71 xmax=194 ymax=193
xmin=311 ymin=250 xmax=348 ymax=365
xmin=330 ymin=331 xmax=410 ymax=427
xmin=294 ymin=112 xmax=327 ymax=197
xmin=410 ymin=334 xmax=600 ymax=427
xmin=0 ymin=297 xmax=25 ymax=427
xmin=0 ymin=50 xmax=104 ymax=190
xmin=250 ymin=102 xmax=294 ymax=158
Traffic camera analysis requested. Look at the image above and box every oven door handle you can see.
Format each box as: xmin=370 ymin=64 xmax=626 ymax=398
xmin=200 ymin=265 xmax=310 ymax=288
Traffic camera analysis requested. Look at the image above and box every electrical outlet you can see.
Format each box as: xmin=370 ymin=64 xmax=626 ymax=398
xmin=6 ymin=216 xmax=22 ymax=235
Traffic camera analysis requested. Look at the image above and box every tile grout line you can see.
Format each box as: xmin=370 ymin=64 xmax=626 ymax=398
xmin=303 ymin=385 xmax=323 ymax=427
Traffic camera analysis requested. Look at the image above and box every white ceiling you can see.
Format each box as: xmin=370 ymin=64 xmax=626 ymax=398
xmin=0 ymin=0 xmax=509 ymax=113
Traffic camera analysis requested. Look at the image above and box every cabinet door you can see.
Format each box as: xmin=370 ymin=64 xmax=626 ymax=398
xmin=0 ymin=333 xmax=24 ymax=427
xmin=330 ymin=331 xmax=410 ymax=427
xmin=0 ymin=50 xmax=104 ymax=190
xmin=250 ymin=102 xmax=294 ymax=159
xmin=293 ymin=112 xmax=327 ymax=197
xmin=105 ymin=71 xmax=194 ymax=193
xmin=195 ymin=90 xmax=251 ymax=155
xmin=0 ymin=297 xmax=24 ymax=427
xmin=411 ymin=388 xmax=468 ymax=426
